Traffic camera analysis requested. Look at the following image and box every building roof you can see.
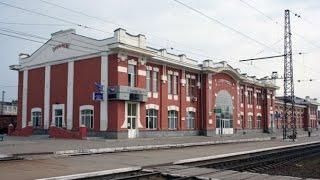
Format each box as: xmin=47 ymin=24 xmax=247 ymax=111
xmin=276 ymin=96 xmax=320 ymax=106
xmin=0 ymin=100 xmax=17 ymax=106
xmin=11 ymin=28 xmax=277 ymax=89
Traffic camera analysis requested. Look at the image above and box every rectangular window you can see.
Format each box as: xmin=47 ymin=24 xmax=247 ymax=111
xmin=152 ymin=71 xmax=158 ymax=92
xmin=248 ymin=115 xmax=253 ymax=129
xmin=240 ymin=88 xmax=244 ymax=104
xmin=257 ymin=92 xmax=262 ymax=106
xmin=186 ymin=111 xmax=195 ymax=129
xmin=186 ymin=78 xmax=190 ymax=96
xmin=190 ymin=79 xmax=195 ymax=97
xmin=168 ymin=74 xmax=172 ymax=94
xmin=168 ymin=110 xmax=178 ymax=129
xmin=55 ymin=109 xmax=63 ymax=127
xmin=146 ymin=109 xmax=158 ymax=129
xmin=128 ymin=64 xmax=136 ymax=87
xmin=248 ymin=90 xmax=253 ymax=105
xmin=257 ymin=116 xmax=262 ymax=129
xmin=240 ymin=115 xmax=244 ymax=129
xmin=81 ymin=109 xmax=94 ymax=129
xmin=173 ymin=75 xmax=178 ymax=95
xmin=146 ymin=70 xmax=151 ymax=91
xmin=32 ymin=111 xmax=42 ymax=128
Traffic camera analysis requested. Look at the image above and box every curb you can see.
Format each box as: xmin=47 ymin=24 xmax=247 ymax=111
xmin=54 ymin=137 xmax=271 ymax=156
xmin=173 ymin=140 xmax=320 ymax=165
xmin=35 ymin=166 xmax=142 ymax=180
xmin=0 ymin=137 xmax=272 ymax=160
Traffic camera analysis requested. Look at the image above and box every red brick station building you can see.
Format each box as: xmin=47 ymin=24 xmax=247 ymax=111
xmin=9 ymin=29 xmax=319 ymax=139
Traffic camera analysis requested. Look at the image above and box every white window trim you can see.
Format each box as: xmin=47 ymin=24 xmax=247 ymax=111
xmin=168 ymin=105 xmax=179 ymax=111
xmin=146 ymin=104 xmax=159 ymax=110
xmin=79 ymin=105 xmax=94 ymax=128
xmin=186 ymin=107 xmax=196 ymax=113
xmin=121 ymin=102 xmax=143 ymax=129
xmin=52 ymin=104 xmax=65 ymax=127
xmin=31 ymin=107 xmax=42 ymax=127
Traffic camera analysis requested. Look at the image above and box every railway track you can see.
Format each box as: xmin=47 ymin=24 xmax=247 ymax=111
xmin=64 ymin=142 xmax=320 ymax=179
xmin=201 ymin=142 xmax=320 ymax=173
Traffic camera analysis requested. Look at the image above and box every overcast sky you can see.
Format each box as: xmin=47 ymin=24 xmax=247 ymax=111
xmin=0 ymin=0 xmax=319 ymax=102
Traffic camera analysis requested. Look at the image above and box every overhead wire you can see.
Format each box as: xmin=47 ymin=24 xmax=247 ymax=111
xmin=172 ymin=0 xmax=281 ymax=54
xmin=238 ymin=0 xmax=320 ymax=76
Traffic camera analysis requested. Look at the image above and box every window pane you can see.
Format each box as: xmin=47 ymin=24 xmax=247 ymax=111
xmin=146 ymin=70 xmax=151 ymax=91
xmin=173 ymin=76 xmax=178 ymax=95
xmin=153 ymin=71 xmax=158 ymax=92
xmin=186 ymin=78 xmax=189 ymax=96
xmin=168 ymin=74 xmax=172 ymax=94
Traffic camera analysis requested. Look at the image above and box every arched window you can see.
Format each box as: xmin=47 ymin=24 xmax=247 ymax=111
xmin=31 ymin=108 xmax=42 ymax=128
xmin=80 ymin=105 xmax=94 ymax=129
xmin=257 ymin=115 xmax=262 ymax=129
xmin=215 ymin=90 xmax=233 ymax=129
xmin=146 ymin=109 xmax=158 ymax=129
xmin=168 ymin=110 xmax=178 ymax=129
xmin=186 ymin=111 xmax=195 ymax=129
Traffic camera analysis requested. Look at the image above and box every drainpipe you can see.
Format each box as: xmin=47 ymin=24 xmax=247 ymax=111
xmin=200 ymin=73 xmax=204 ymax=133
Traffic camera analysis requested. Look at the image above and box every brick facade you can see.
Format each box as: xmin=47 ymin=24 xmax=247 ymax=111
xmin=10 ymin=28 xmax=318 ymax=139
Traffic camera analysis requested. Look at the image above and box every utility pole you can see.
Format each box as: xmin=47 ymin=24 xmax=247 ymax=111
xmin=283 ymin=9 xmax=296 ymax=141
xmin=0 ymin=90 xmax=5 ymax=115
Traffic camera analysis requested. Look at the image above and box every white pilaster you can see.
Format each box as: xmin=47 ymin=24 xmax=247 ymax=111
xmin=66 ymin=61 xmax=74 ymax=130
xmin=100 ymin=55 xmax=108 ymax=131
xmin=22 ymin=70 xmax=28 ymax=128
xmin=44 ymin=66 xmax=51 ymax=129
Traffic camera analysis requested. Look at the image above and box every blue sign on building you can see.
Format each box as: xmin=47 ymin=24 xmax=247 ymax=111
xmin=95 ymin=82 xmax=104 ymax=92
xmin=93 ymin=92 xmax=104 ymax=101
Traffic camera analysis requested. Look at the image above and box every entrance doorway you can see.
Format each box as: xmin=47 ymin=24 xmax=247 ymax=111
xmin=215 ymin=90 xmax=234 ymax=135
xmin=127 ymin=102 xmax=138 ymax=138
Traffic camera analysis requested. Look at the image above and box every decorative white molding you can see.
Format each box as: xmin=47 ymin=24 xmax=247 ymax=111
xmin=153 ymin=67 xmax=159 ymax=72
xmin=190 ymin=75 xmax=196 ymax=79
xmin=186 ymin=107 xmax=196 ymax=112
xmin=208 ymin=80 xmax=212 ymax=84
xmin=66 ymin=61 xmax=74 ymax=130
xmin=31 ymin=107 xmax=41 ymax=113
xmin=168 ymin=94 xmax=173 ymax=100
xmin=209 ymin=119 xmax=213 ymax=124
xmin=186 ymin=96 xmax=191 ymax=102
xmin=147 ymin=92 xmax=152 ymax=98
xmin=128 ymin=59 xmax=137 ymax=65
xmin=138 ymin=70 xmax=146 ymax=76
xmin=117 ymin=52 xmax=127 ymax=61
xmin=174 ymin=95 xmax=178 ymax=100
xmin=22 ymin=70 xmax=28 ymax=128
xmin=248 ymin=112 xmax=253 ymax=116
xmin=146 ymin=104 xmax=159 ymax=110
xmin=153 ymin=92 xmax=158 ymax=98
xmin=161 ymin=75 xmax=167 ymax=82
xmin=168 ymin=105 xmax=179 ymax=111
xmin=167 ymin=70 xmax=173 ymax=75
xmin=180 ymin=79 xmax=186 ymax=86
xmin=44 ymin=66 xmax=50 ymax=129
xmin=117 ymin=66 xmax=127 ymax=73
xmin=240 ymin=111 xmax=244 ymax=115
xmin=257 ymin=113 xmax=262 ymax=116
xmin=100 ymin=55 xmax=108 ymax=131
xmin=173 ymin=71 xmax=179 ymax=76
xmin=146 ymin=66 xmax=152 ymax=71
xmin=138 ymin=57 xmax=146 ymax=65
